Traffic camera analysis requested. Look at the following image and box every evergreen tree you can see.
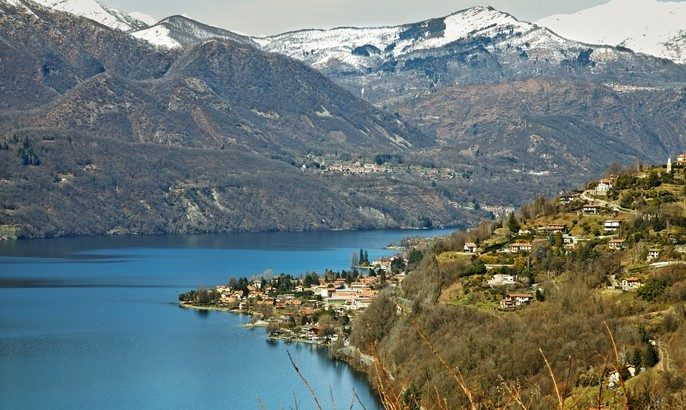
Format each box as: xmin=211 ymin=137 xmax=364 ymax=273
xmin=507 ymin=212 xmax=520 ymax=233
xmin=644 ymin=344 xmax=659 ymax=367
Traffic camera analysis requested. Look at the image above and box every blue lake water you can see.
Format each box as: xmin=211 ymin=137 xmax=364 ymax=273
xmin=0 ymin=229 xmax=452 ymax=409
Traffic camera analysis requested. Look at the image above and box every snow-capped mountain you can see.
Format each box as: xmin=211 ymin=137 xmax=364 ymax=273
xmin=132 ymin=15 xmax=255 ymax=49
xmin=5 ymin=0 xmax=154 ymax=31
xmin=250 ymin=5 xmax=684 ymax=106
xmin=537 ymin=0 xmax=686 ymax=64
xmin=254 ymin=6 xmax=536 ymax=72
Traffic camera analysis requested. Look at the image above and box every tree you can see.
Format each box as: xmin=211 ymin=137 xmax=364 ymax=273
xmin=507 ymin=212 xmax=520 ymax=233
xmin=644 ymin=344 xmax=659 ymax=367
xmin=407 ymin=249 xmax=423 ymax=264
xmin=351 ymin=252 xmax=359 ymax=270
xmin=390 ymin=258 xmax=406 ymax=273
xmin=636 ymin=278 xmax=667 ymax=301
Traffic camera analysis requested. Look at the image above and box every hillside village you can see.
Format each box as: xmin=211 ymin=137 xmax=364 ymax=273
xmin=435 ymin=157 xmax=686 ymax=312
xmin=340 ymin=156 xmax=686 ymax=408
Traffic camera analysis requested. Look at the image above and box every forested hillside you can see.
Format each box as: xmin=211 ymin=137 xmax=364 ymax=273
xmin=349 ymin=161 xmax=686 ymax=408
xmin=0 ymin=2 xmax=486 ymax=238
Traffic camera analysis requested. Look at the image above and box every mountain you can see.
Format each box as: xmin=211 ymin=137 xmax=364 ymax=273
xmin=252 ymin=5 xmax=685 ymax=196
xmin=256 ymin=6 xmax=685 ymax=106
xmin=0 ymin=1 xmax=480 ymax=238
xmin=8 ymin=0 xmax=154 ymax=31
xmin=537 ymin=0 xmax=686 ymax=64
xmin=132 ymin=15 xmax=256 ymax=49
xmin=1 ymin=0 xmax=685 ymax=238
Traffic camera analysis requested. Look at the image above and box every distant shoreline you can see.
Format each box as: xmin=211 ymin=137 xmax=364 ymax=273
xmin=2 ymin=225 xmax=460 ymax=242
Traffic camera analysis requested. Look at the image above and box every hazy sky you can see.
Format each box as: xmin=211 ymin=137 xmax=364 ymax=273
xmin=106 ymin=0 xmax=681 ymax=36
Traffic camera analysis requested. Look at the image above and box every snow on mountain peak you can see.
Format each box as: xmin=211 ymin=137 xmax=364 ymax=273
xmin=537 ymin=0 xmax=686 ymax=63
xmin=127 ymin=11 xmax=156 ymax=26
xmin=256 ymin=6 xmax=536 ymax=71
xmin=20 ymin=0 xmax=151 ymax=31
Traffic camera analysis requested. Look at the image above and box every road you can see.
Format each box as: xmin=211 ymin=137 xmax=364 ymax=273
xmin=580 ymin=191 xmax=637 ymax=215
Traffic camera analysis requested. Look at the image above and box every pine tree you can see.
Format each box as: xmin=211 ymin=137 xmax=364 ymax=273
xmin=644 ymin=344 xmax=659 ymax=367
xmin=507 ymin=212 xmax=520 ymax=233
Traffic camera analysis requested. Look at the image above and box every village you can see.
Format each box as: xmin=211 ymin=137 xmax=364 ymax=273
xmin=434 ymin=154 xmax=686 ymax=312
xmin=179 ymin=251 xmax=411 ymax=345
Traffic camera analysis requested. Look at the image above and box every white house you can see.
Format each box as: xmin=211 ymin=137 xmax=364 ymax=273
xmin=622 ymin=277 xmax=643 ymax=291
xmin=595 ymin=178 xmax=613 ymax=195
xmin=647 ymin=249 xmax=660 ymax=261
xmin=608 ymin=239 xmax=626 ymax=250
xmin=583 ymin=204 xmax=601 ymax=214
xmin=562 ymin=234 xmax=579 ymax=245
xmin=500 ymin=293 xmax=533 ymax=309
xmin=488 ymin=274 xmax=517 ymax=287
xmin=558 ymin=191 xmax=581 ymax=204
xmin=463 ymin=242 xmax=478 ymax=253
xmin=604 ymin=220 xmax=621 ymax=232
xmin=509 ymin=242 xmax=533 ymax=253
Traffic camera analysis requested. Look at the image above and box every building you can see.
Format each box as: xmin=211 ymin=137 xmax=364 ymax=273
xmin=622 ymin=277 xmax=643 ymax=291
xmin=562 ymin=234 xmax=579 ymax=245
xmin=543 ymin=224 xmax=566 ymax=234
xmin=500 ymin=293 xmax=534 ymax=309
xmin=608 ymin=239 xmax=626 ymax=250
xmin=677 ymin=152 xmax=686 ymax=166
xmin=595 ymin=178 xmax=614 ymax=195
xmin=604 ymin=220 xmax=621 ymax=232
xmin=583 ymin=204 xmax=601 ymax=214
xmin=463 ymin=242 xmax=478 ymax=253
xmin=647 ymin=249 xmax=660 ymax=261
xmin=509 ymin=242 xmax=533 ymax=253
xmin=558 ymin=191 xmax=581 ymax=204
xmin=488 ymin=274 xmax=517 ymax=287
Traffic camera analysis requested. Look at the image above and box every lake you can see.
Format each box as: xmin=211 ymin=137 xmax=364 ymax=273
xmin=0 ymin=229 xmax=453 ymax=409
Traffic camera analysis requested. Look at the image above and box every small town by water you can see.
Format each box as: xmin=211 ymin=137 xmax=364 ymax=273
xmin=178 ymin=249 xmax=413 ymax=347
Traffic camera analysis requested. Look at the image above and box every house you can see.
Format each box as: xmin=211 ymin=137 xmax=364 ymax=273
xmin=622 ymin=277 xmax=643 ymax=291
xmin=647 ymin=249 xmax=660 ymax=261
xmin=488 ymin=274 xmax=517 ymax=287
xmin=608 ymin=239 xmax=626 ymax=250
xmin=604 ymin=220 xmax=621 ymax=232
xmin=609 ymin=365 xmax=637 ymax=388
xmin=583 ymin=204 xmax=601 ymax=214
xmin=544 ymin=224 xmax=566 ymax=234
xmin=558 ymin=191 xmax=581 ymax=204
xmin=372 ymin=257 xmax=392 ymax=271
xmin=562 ymin=234 xmax=579 ymax=245
xmin=463 ymin=242 xmax=478 ymax=253
xmin=509 ymin=242 xmax=533 ymax=253
xmin=500 ymin=293 xmax=534 ymax=309
xmin=677 ymin=152 xmax=686 ymax=166
xmin=595 ymin=178 xmax=614 ymax=195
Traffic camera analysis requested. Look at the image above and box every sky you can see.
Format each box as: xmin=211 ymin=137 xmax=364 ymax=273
xmin=106 ymin=0 xmax=683 ymax=36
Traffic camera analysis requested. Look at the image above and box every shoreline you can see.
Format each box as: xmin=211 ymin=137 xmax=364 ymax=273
xmin=179 ymin=302 xmax=332 ymax=345
xmin=2 ymin=226 xmax=460 ymax=242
